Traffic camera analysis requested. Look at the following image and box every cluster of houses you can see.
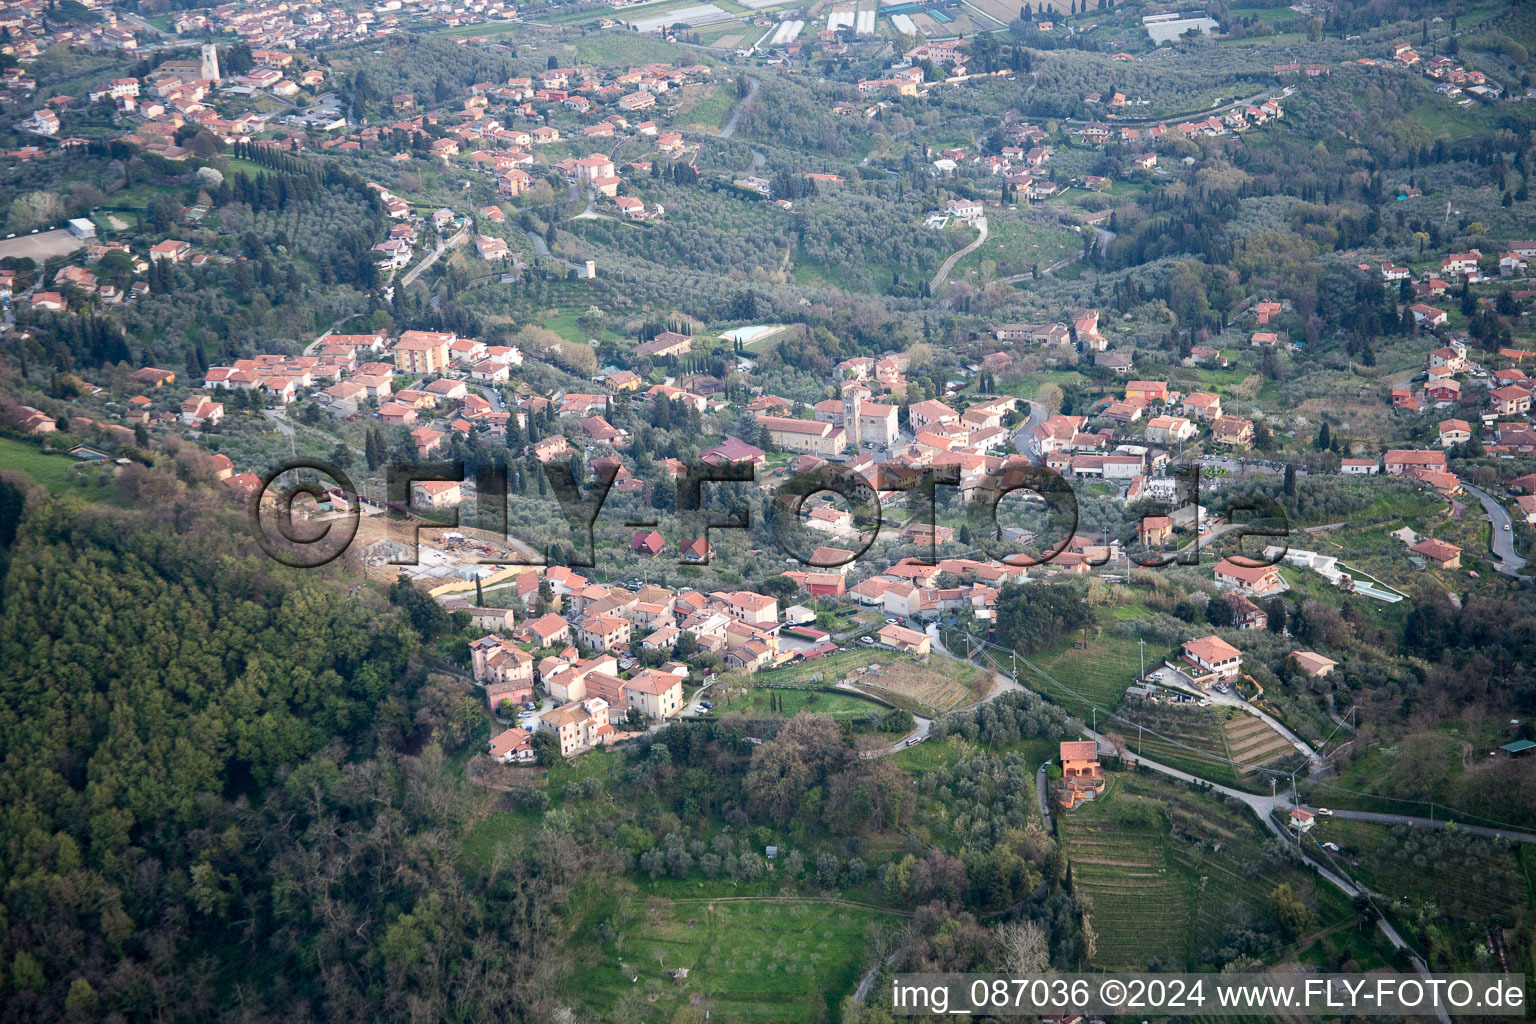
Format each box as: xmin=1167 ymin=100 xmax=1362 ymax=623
xmin=1078 ymin=95 xmax=1283 ymax=148
xmin=468 ymin=559 xmax=949 ymax=763
xmin=1387 ymin=335 xmax=1536 ymax=463
xmin=1360 ymin=40 xmax=1504 ymax=104
xmin=929 ymin=121 xmax=1057 ymax=196
xmin=173 ymin=0 xmax=518 ymax=50
xmin=0 ymin=0 xmax=139 ymax=65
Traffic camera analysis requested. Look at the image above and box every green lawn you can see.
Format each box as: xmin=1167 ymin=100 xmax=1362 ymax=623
xmin=1023 ymin=621 xmax=1144 ymax=719
xmin=0 ymin=437 xmax=117 ymax=501
xmin=676 ymin=82 xmax=738 ymax=131
xmin=952 ymin=213 xmax=1081 ymax=280
xmin=755 ymin=645 xmax=883 ymax=685
xmin=566 ymin=893 xmax=894 ymax=1023
xmin=719 ymin=686 xmax=884 ymax=719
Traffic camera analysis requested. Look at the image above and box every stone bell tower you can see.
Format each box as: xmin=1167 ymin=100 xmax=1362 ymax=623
xmin=841 ymin=381 xmax=869 ymax=452
xmin=200 ymin=43 xmax=221 ymax=83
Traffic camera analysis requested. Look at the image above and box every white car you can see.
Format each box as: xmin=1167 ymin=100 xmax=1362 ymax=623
xmin=859 ymin=636 xmax=875 ymax=645
xmin=1315 ymin=807 xmax=1334 ymax=816
xmin=885 ymin=617 xmax=900 ymax=624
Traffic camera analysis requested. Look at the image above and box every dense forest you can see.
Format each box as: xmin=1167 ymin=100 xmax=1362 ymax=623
xmin=0 ymin=464 xmax=571 ymax=1021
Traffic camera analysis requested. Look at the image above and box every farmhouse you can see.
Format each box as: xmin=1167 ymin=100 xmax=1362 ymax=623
xmin=1058 ymin=740 xmax=1104 ymax=809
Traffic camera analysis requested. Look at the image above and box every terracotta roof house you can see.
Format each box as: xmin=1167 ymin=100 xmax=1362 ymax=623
xmin=631 ymin=529 xmax=665 ymax=556
xmin=1408 ymin=537 xmax=1461 ymax=569
xmin=1214 ymin=557 xmax=1284 ymax=596
xmin=1180 ymin=634 xmax=1242 ymax=680
xmin=1059 ymin=740 xmax=1104 ymax=809
xmin=1290 ymin=651 xmax=1337 ymax=677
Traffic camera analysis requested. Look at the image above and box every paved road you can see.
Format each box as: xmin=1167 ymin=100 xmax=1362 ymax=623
xmin=1065 ymin=86 xmax=1287 ymax=129
xmin=718 ymin=75 xmax=759 ymax=139
xmin=1304 ymin=805 xmax=1536 ymax=844
xmin=1460 ymin=482 xmax=1527 ymax=576
xmin=1010 ymin=398 xmax=1049 ymax=458
xmin=930 ymin=216 xmax=988 ymax=291
xmin=400 ymin=221 xmax=469 ymax=287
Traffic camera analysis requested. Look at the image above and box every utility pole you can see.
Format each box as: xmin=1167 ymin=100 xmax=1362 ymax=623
xmin=1138 ymin=638 xmax=1146 ymax=681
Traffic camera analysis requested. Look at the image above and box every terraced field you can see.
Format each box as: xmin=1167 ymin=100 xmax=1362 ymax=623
xmin=1109 ymin=705 xmax=1303 ymax=792
xmin=1224 ymin=715 xmax=1298 ymax=774
xmin=1113 ymin=705 xmax=1241 ymax=787
xmin=1059 ymin=787 xmax=1195 ymax=968
xmin=1060 ymin=774 xmax=1352 ymax=969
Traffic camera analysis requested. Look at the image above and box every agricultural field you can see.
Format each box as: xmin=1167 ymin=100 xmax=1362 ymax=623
xmin=1224 ymin=714 xmax=1301 ymax=774
xmin=1110 ymin=702 xmax=1302 ymax=791
xmin=1024 ymin=626 xmax=1143 ymax=719
xmin=566 ymin=894 xmax=896 ymax=1023
xmin=1059 ymin=772 xmax=1352 ymax=969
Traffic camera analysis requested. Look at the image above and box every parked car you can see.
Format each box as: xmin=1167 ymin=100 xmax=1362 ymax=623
xmin=859 ymin=636 xmax=875 ymax=645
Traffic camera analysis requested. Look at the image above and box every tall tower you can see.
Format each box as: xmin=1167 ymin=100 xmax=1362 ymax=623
xmin=841 ymin=381 xmax=868 ymax=452
xmin=200 ymin=43 xmax=221 ymax=83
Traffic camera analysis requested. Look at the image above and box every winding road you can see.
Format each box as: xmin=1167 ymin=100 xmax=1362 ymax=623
xmin=929 ymin=216 xmax=988 ymax=292
xmin=1010 ymin=398 xmax=1050 ymax=456
xmin=1460 ymin=482 xmax=1527 ymax=576
xmin=717 ymin=75 xmax=759 ymax=140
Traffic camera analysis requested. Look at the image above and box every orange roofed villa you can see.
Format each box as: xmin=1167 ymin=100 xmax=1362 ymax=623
xmin=1058 ymin=739 xmax=1105 ymax=809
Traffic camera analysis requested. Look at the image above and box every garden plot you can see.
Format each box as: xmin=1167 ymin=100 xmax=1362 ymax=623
xmin=860 ymin=658 xmax=988 ymax=714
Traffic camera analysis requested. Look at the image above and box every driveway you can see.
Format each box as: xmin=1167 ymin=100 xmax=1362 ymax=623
xmin=1460 ymin=482 xmax=1527 ymax=575
xmin=929 ymin=216 xmax=987 ymax=291
xmin=717 ymin=75 xmax=759 ymax=139
xmin=1147 ymin=665 xmax=1319 ymax=770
